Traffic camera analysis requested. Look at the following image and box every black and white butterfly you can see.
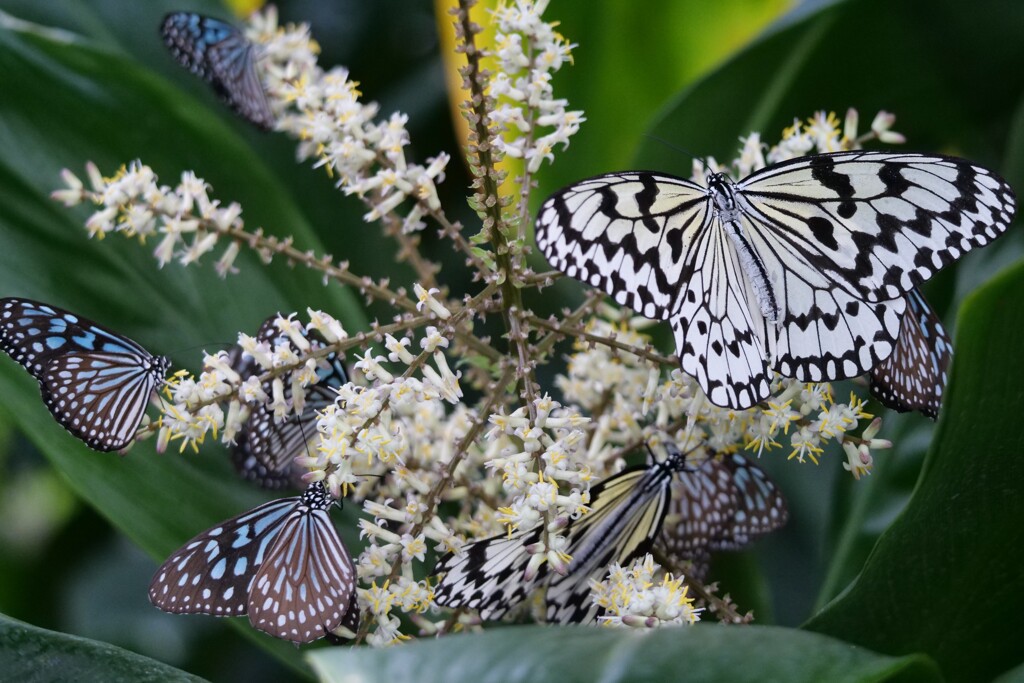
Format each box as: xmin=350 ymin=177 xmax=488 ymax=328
xmin=655 ymin=451 xmax=787 ymax=582
xmin=0 ymin=297 xmax=169 ymax=451
xmin=433 ymin=445 xmax=697 ymax=625
xmin=228 ymin=315 xmax=349 ymax=489
xmin=869 ymin=288 xmax=952 ymax=419
xmin=536 ymin=152 xmax=1015 ymax=409
xmin=149 ymin=480 xmax=358 ymax=643
xmin=161 ymin=12 xmax=275 ymax=130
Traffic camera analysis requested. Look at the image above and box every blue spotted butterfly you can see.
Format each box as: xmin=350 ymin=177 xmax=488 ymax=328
xmin=656 ymin=450 xmax=788 ymax=582
xmin=161 ymin=12 xmax=275 ymax=130
xmin=434 ymin=445 xmax=701 ymax=624
xmin=149 ymin=480 xmax=358 ymax=643
xmin=869 ymin=289 xmax=952 ymax=419
xmin=228 ymin=315 xmax=349 ymax=490
xmin=0 ymin=298 xmax=169 ymax=452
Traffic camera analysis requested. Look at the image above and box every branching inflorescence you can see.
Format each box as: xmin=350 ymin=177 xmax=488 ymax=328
xmin=52 ymin=0 xmax=897 ymax=645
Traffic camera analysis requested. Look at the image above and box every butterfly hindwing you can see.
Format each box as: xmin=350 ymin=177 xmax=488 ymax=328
xmin=0 ymin=298 xmax=168 ymax=451
xmin=249 ymin=487 xmax=357 ymax=642
xmin=536 ymin=151 xmax=1015 ymax=409
xmin=671 ymin=220 xmax=771 ymax=408
xmin=870 ymin=289 xmax=952 ymax=418
xmin=161 ymin=12 xmax=275 ymax=130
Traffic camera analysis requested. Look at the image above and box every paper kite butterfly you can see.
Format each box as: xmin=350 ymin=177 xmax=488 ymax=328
xmin=535 ymin=152 xmax=1014 ymax=409
xmin=161 ymin=12 xmax=275 ymax=130
xmin=0 ymin=297 xmax=169 ymax=452
xmin=149 ymin=480 xmax=358 ymax=643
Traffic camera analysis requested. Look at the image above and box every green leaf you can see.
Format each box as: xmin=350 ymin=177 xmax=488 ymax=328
xmin=994 ymin=661 xmax=1024 ymax=683
xmin=0 ymin=612 xmax=207 ymax=683
xmin=308 ymin=624 xmax=939 ymax=683
xmin=635 ymin=0 xmax=1024 ymax=170
xmin=805 ymin=259 xmax=1024 ymax=683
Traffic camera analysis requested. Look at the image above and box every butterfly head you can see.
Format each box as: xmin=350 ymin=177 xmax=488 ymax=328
xmin=651 ymin=442 xmax=706 ymax=473
xmin=152 ymin=355 xmax=172 ymax=382
xmin=301 ymin=480 xmax=338 ymax=511
xmin=706 ymin=172 xmax=740 ymax=216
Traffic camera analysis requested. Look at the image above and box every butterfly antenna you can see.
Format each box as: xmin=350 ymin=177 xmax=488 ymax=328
xmin=640 ymin=133 xmax=701 ymax=164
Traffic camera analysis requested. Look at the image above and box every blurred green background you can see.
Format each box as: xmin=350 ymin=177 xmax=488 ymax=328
xmin=0 ymin=0 xmax=1021 ymax=681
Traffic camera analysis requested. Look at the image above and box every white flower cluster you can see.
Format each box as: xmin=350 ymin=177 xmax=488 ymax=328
xmin=247 ymin=7 xmax=448 ymax=233
xmin=307 ymin=326 xmax=463 ymax=497
xmin=156 ymin=311 xmax=349 ymax=455
xmin=693 ymin=109 xmax=907 ymax=180
xmin=488 ymin=0 xmax=585 ymax=172
xmin=481 ymin=396 xmax=591 ymax=574
xmin=555 ymin=315 xmax=664 ymax=454
xmin=769 ymin=109 xmax=905 ymax=165
xmin=590 ymin=555 xmax=702 ymax=628
xmin=360 ymin=578 xmax=433 ymax=647
xmin=52 ymin=162 xmax=247 ymax=276
xmin=554 ymin=311 xmax=891 ymax=478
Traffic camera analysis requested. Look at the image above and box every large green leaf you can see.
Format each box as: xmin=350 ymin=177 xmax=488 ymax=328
xmin=636 ymin=0 xmax=1024 ymax=169
xmin=309 ymin=624 xmax=939 ymax=683
xmin=0 ymin=612 xmax=207 ymax=683
xmin=0 ymin=12 xmax=368 ymax=672
xmin=805 ymin=259 xmax=1024 ymax=682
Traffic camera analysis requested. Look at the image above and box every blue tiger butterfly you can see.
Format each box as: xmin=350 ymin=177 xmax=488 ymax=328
xmin=0 ymin=297 xmax=169 ymax=452
xmin=228 ymin=315 xmax=349 ymax=490
xmin=161 ymin=12 xmax=275 ymax=130
xmin=869 ymin=288 xmax=952 ymax=419
xmin=149 ymin=480 xmax=358 ymax=643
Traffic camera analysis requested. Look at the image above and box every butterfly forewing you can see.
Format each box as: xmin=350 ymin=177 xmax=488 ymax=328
xmin=0 ymin=298 xmax=168 ymax=451
xmin=870 ymin=289 xmax=952 ymax=418
xmin=149 ymin=498 xmax=297 ymax=616
xmin=536 ymin=151 xmax=1015 ymax=409
xmin=248 ymin=502 xmax=356 ymax=643
xmin=655 ymin=458 xmax=737 ymax=580
xmin=545 ymin=461 xmax=680 ymax=624
xmin=433 ymin=452 xmax=689 ymax=625
xmin=738 ymin=152 xmax=1015 ymax=301
xmin=161 ymin=12 xmax=275 ymax=130
xmin=537 ymin=173 xmax=710 ymax=322
xmin=432 ymin=527 xmax=545 ymax=621
xmin=711 ymin=453 xmax=787 ymax=549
